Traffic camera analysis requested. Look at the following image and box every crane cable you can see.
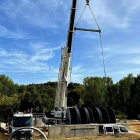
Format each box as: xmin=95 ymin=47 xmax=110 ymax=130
xmin=99 ymin=33 xmax=107 ymax=79
xmin=70 ymin=5 xmax=87 ymax=81
xmin=75 ymin=5 xmax=87 ymax=27
xmin=71 ymin=1 xmax=107 ymax=81
xmin=70 ymin=32 xmax=76 ymax=81
xmin=88 ymin=4 xmax=107 ymax=79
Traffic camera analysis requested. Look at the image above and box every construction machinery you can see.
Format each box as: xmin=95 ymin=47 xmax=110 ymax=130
xmin=49 ymin=0 xmax=116 ymax=125
xmin=9 ymin=112 xmax=34 ymax=139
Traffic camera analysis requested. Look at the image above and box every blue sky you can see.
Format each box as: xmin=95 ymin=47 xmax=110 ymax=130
xmin=0 ymin=0 xmax=140 ymax=85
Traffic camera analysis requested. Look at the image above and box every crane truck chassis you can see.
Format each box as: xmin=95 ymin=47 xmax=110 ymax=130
xmin=44 ymin=0 xmax=116 ymax=125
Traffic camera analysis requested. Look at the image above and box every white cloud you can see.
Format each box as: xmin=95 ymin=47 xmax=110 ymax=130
xmin=103 ymin=45 xmax=140 ymax=56
xmin=0 ymin=25 xmax=8 ymax=36
xmin=31 ymin=52 xmax=54 ymax=62
xmin=0 ymin=1 xmax=140 ymax=85
xmin=69 ymin=65 xmax=85 ymax=83
xmin=0 ymin=0 xmax=70 ymax=28
xmin=108 ymin=68 xmax=140 ymax=76
xmin=0 ymin=43 xmax=58 ymax=73
xmin=76 ymin=0 xmax=140 ymax=31
xmin=0 ymin=25 xmax=33 ymax=40
xmin=0 ymin=48 xmax=7 ymax=56
xmin=123 ymin=57 xmax=140 ymax=65
xmin=83 ymin=44 xmax=140 ymax=61
xmin=121 ymin=0 xmax=140 ymax=13
xmin=69 ymin=65 xmax=106 ymax=83
xmin=30 ymin=42 xmax=61 ymax=62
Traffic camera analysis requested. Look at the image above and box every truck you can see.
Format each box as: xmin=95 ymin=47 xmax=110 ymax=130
xmin=9 ymin=112 xmax=33 ymax=139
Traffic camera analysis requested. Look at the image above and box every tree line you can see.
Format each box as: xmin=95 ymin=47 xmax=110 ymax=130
xmin=0 ymin=74 xmax=140 ymax=120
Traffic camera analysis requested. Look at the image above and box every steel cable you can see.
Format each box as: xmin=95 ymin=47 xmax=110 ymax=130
xmin=74 ymin=1 xmax=107 ymax=81
xmin=70 ymin=32 xmax=76 ymax=81
xmin=75 ymin=5 xmax=87 ymax=27
xmin=88 ymin=4 xmax=107 ymax=80
xmin=99 ymin=33 xmax=107 ymax=78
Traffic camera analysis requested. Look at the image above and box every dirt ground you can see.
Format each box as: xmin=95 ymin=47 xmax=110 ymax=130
xmin=48 ymin=134 xmax=140 ymax=140
xmin=129 ymin=121 xmax=140 ymax=133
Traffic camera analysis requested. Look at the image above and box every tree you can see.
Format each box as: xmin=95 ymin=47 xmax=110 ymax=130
xmin=127 ymin=74 xmax=140 ymax=118
xmin=67 ymin=97 xmax=75 ymax=106
xmin=47 ymin=87 xmax=56 ymax=98
xmin=103 ymin=77 xmax=113 ymax=85
xmin=0 ymin=75 xmax=16 ymax=96
xmin=76 ymin=84 xmax=86 ymax=99
xmin=19 ymin=85 xmax=27 ymax=94
xmin=83 ymin=77 xmax=107 ymax=108
xmin=118 ymin=74 xmax=134 ymax=112
xmin=106 ymin=83 xmax=119 ymax=109
xmin=67 ymin=82 xmax=80 ymax=106
xmin=78 ymin=99 xmax=84 ymax=107
xmin=20 ymin=92 xmax=32 ymax=111
xmin=40 ymin=92 xmax=54 ymax=112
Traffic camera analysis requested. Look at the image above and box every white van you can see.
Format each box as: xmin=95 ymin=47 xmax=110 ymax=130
xmin=103 ymin=124 xmax=135 ymax=134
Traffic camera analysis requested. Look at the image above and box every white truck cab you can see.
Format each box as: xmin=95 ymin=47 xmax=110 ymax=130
xmin=9 ymin=112 xmax=33 ymax=139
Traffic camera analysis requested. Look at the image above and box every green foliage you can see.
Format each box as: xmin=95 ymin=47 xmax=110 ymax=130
xmin=67 ymin=97 xmax=75 ymax=106
xmin=115 ymin=133 xmax=121 ymax=138
xmin=76 ymin=84 xmax=86 ymax=99
xmin=116 ymin=114 xmax=127 ymax=120
xmin=0 ymin=75 xmax=18 ymax=96
xmin=116 ymin=110 xmax=127 ymax=120
xmin=83 ymin=77 xmax=107 ymax=107
xmin=67 ymin=83 xmax=80 ymax=106
xmin=0 ymin=73 xmax=140 ymax=120
xmin=78 ymin=99 xmax=84 ymax=107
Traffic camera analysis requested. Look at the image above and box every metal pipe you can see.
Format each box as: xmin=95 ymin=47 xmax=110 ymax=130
xmin=74 ymin=27 xmax=101 ymax=33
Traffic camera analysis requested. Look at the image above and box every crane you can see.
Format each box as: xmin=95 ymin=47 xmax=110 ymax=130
xmin=51 ymin=0 xmax=77 ymax=118
xmin=50 ymin=0 xmax=116 ymax=124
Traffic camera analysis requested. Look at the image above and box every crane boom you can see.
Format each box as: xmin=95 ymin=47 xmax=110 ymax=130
xmin=53 ymin=0 xmax=77 ymax=117
xmin=67 ymin=0 xmax=77 ymax=53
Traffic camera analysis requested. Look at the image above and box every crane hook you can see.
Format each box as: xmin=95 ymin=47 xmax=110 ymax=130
xmin=86 ymin=0 xmax=89 ymax=5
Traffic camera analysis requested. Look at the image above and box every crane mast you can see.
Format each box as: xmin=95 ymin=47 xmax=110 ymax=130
xmin=53 ymin=0 xmax=77 ymax=115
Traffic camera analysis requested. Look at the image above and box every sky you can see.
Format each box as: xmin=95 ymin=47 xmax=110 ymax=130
xmin=0 ymin=0 xmax=140 ymax=85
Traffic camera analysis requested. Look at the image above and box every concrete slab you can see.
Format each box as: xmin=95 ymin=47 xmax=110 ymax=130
xmin=48 ymin=125 xmax=62 ymax=138
xmin=48 ymin=124 xmax=99 ymax=138
xmin=48 ymin=123 xmax=130 ymax=138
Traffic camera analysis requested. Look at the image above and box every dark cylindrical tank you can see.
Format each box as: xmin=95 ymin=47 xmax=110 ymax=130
xmin=87 ymin=108 xmax=94 ymax=123
xmin=92 ymin=108 xmax=103 ymax=123
xmin=107 ymin=108 xmax=116 ymax=123
xmin=100 ymin=107 xmax=110 ymax=123
xmin=66 ymin=107 xmax=81 ymax=124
